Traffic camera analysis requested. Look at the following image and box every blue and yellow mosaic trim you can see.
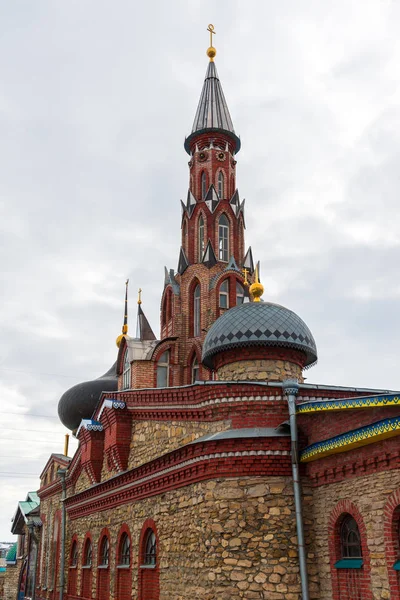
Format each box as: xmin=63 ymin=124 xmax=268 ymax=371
xmin=300 ymin=416 xmax=400 ymax=462
xmin=297 ymin=393 xmax=400 ymax=414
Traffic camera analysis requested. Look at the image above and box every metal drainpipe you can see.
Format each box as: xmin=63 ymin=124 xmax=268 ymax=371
xmin=283 ymin=379 xmax=309 ymax=600
xmin=58 ymin=469 xmax=67 ymax=600
xmin=27 ymin=524 xmax=39 ymax=600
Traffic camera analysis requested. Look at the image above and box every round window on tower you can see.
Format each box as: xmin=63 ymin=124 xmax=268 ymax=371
xmin=198 ymin=151 xmax=208 ymax=162
xmin=216 ymin=151 xmax=225 ymax=161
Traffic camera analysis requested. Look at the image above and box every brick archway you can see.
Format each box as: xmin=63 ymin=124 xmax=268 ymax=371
xmin=384 ymin=488 xmax=400 ymax=599
xmin=328 ymin=499 xmax=372 ymax=600
xmin=138 ymin=519 xmax=160 ymax=600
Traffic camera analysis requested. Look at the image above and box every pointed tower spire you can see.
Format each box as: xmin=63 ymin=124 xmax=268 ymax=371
xmin=116 ymin=279 xmax=129 ymax=348
xmin=136 ymin=289 xmax=156 ymax=341
xmin=184 ymin=24 xmax=240 ymax=155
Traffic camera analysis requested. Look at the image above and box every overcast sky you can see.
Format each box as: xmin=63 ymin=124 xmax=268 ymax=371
xmin=1 ymin=0 xmax=400 ymax=540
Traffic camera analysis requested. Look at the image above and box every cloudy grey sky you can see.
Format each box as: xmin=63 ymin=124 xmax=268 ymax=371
xmin=1 ymin=0 xmax=399 ymax=540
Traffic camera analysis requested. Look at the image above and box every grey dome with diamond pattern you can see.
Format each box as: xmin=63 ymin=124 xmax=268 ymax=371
xmin=202 ymin=301 xmax=317 ymax=369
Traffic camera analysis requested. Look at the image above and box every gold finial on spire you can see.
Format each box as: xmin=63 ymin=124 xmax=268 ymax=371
xmin=242 ymin=267 xmax=249 ymax=287
xmin=249 ymin=262 xmax=264 ymax=302
xmin=206 ymin=24 xmax=217 ymax=61
xmin=116 ymin=279 xmax=129 ymax=347
xmin=138 ymin=288 xmax=142 ymax=305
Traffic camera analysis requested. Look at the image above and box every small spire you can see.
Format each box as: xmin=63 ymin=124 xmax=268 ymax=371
xmin=136 ymin=290 xmax=156 ymax=341
xmin=249 ymin=263 xmax=264 ymax=302
xmin=206 ymin=24 xmax=217 ymax=61
xmin=116 ymin=279 xmax=129 ymax=348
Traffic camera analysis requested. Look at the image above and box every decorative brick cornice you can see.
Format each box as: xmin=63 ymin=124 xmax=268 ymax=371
xmin=300 ymin=416 xmax=400 ymax=463
xmin=298 ymin=392 xmax=400 ymax=413
xmin=65 ymin=436 xmax=291 ymax=520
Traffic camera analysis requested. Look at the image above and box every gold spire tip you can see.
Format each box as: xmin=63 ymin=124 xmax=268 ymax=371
xmin=249 ymin=263 xmax=264 ymax=302
xmin=206 ymin=24 xmax=216 ymax=61
xmin=138 ymin=287 xmax=142 ymax=305
xmin=116 ymin=279 xmax=129 ymax=347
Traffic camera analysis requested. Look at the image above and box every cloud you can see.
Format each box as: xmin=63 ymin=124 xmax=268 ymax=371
xmin=1 ymin=0 xmax=399 ymax=539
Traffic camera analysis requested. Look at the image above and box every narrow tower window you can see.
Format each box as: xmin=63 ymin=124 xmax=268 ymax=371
xmin=191 ymin=356 xmax=200 ymax=383
xmin=193 ymin=284 xmax=201 ymax=337
xmin=218 ymin=214 xmax=229 ymax=262
xmin=218 ymin=171 xmax=224 ymax=198
xmin=236 ymin=282 xmax=244 ymax=305
xmin=156 ymin=351 xmax=170 ymax=388
xmin=198 ymin=215 xmax=205 ymax=260
xmin=201 ymin=172 xmax=207 ymax=199
xmin=122 ymin=350 xmax=131 ymax=390
xmin=219 ymin=279 xmax=229 ymax=309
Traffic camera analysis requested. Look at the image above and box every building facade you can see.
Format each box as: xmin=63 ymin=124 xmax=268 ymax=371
xmin=5 ymin=32 xmax=400 ymax=600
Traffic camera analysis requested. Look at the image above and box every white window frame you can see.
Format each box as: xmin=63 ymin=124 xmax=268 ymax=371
xmin=218 ymin=214 xmax=229 ymax=262
xmin=156 ymin=351 xmax=170 ymax=388
xmin=194 ymin=284 xmax=201 ymax=337
xmin=219 ymin=279 xmax=229 ymax=309
xmin=122 ymin=350 xmax=131 ymax=390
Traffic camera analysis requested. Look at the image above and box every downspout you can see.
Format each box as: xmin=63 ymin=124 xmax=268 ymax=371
xmin=283 ymin=379 xmax=309 ymax=600
xmin=27 ymin=524 xmax=39 ymax=600
xmin=58 ymin=469 xmax=67 ymax=600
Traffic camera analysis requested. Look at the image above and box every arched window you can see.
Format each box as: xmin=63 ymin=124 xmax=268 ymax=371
xmin=116 ymin=530 xmax=131 ymax=600
xmin=81 ymin=538 xmax=92 ymax=599
xmin=193 ymin=284 xmax=201 ymax=337
xmin=218 ymin=171 xmax=224 ymax=198
xmin=191 ymin=356 xmax=200 ymax=383
xmin=340 ymin=516 xmax=362 ymax=559
xmin=68 ymin=540 xmax=78 ymax=596
xmin=218 ymin=214 xmax=229 ymax=262
xmin=71 ymin=541 xmax=78 ymax=567
xmin=219 ymin=279 xmax=229 ymax=309
xmin=122 ymin=350 xmax=131 ymax=390
xmin=119 ymin=533 xmax=130 ymax=566
xmin=84 ymin=539 xmax=92 ymax=567
xmin=201 ymin=172 xmax=207 ymax=199
xmin=143 ymin=530 xmax=157 ymax=566
xmin=198 ymin=214 xmax=205 ymax=260
xmin=236 ymin=282 xmax=244 ymax=305
xmin=97 ymin=535 xmax=110 ymax=600
xmin=100 ymin=536 xmax=110 ymax=566
xmin=156 ymin=351 xmax=170 ymax=388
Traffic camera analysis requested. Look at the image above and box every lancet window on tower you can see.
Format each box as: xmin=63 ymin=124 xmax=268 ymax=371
xmin=219 ymin=279 xmax=229 ymax=309
xmin=218 ymin=214 xmax=229 ymax=262
xmin=218 ymin=171 xmax=224 ymax=198
xmin=122 ymin=350 xmax=131 ymax=390
xmin=236 ymin=282 xmax=244 ymax=305
xmin=198 ymin=215 xmax=205 ymax=260
xmin=191 ymin=356 xmax=200 ymax=383
xmin=193 ymin=284 xmax=201 ymax=337
xmin=156 ymin=351 xmax=170 ymax=388
xmin=201 ymin=172 xmax=207 ymax=199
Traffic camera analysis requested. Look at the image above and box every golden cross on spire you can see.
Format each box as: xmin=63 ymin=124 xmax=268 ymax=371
xmin=138 ymin=288 xmax=142 ymax=305
xmin=207 ymin=24 xmax=216 ymax=46
xmin=242 ymin=267 xmax=249 ymax=286
xmin=206 ymin=24 xmax=217 ymax=61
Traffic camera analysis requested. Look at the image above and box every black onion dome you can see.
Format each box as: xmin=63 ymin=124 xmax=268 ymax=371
xmin=202 ymin=302 xmax=317 ymax=370
xmin=58 ymin=362 xmax=118 ymax=431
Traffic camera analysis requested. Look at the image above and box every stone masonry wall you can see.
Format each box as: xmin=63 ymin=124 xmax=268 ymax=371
xmin=127 ymin=419 xmax=231 ymax=470
xmin=3 ymin=562 xmax=21 ymax=600
xmin=312 ymin=468 xmax=400 ymax=599
xmin=66 ymin=476 xmax=319 ymax=600
xmin=217 ymin=359 xmax=304 ymax=383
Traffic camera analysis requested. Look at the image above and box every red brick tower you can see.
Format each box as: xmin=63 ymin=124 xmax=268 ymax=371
xmin=159 ymin=36 xmax=255 ymax=386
